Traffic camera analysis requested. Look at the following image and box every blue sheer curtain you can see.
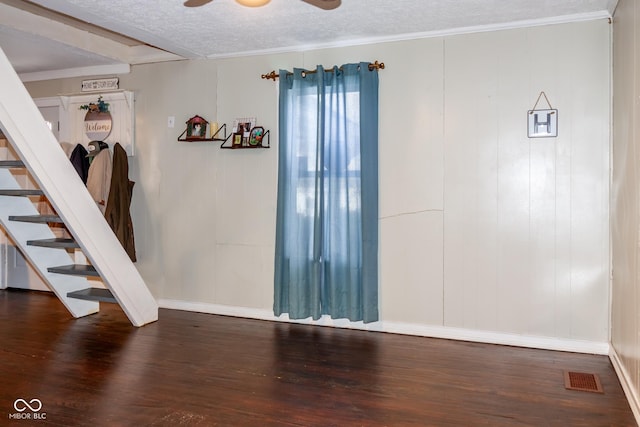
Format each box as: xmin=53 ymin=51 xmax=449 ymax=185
xmin=274 ymin=62 xmax=379 ymax=323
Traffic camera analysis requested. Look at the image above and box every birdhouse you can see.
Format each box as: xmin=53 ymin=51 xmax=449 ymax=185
xmin=185 ymin=115 xmax=208 ymax=140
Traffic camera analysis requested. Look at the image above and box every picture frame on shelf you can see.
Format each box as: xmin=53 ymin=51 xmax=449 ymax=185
xmin=232 ymin=117 xmax=256 ymax=138
xmin=186 ymin=115 xmax=208 ymax=140
xmin=249 ymin=126 xmax=265 ymax=146
xmin=232 ymin=133 xmax=243 ymax=148
xmin=188 ymin=123 xmax=205 ymax=139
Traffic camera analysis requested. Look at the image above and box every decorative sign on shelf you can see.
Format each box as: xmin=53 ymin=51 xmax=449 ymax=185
xmin=81 ymin=77 xmax=119 ymax=92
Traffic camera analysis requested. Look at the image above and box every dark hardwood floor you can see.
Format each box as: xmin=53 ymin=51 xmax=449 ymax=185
xmin=0 ymin=289 xmax=635 ymax=426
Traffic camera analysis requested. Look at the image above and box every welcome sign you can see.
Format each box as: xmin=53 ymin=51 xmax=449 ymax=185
xmin=84 ymin=112 xmax=112 ymax=141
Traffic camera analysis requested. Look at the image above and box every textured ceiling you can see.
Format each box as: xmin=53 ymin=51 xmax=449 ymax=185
xmin=0 ymin=0 xmax=618 ymax=80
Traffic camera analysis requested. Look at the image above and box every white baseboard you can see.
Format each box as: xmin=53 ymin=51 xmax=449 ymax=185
xmin=610 ymin=347 xmax=640 ymax=425
xmin=158 ymin=298 xmax=610 ymax=355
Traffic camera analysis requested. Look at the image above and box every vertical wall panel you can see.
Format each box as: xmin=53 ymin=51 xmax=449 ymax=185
xmin=565 ymin=24 xmax=611 ymax=340
xmin=380 ymin=212 xmax=444 ymax=324
xmin=373 ymin=38 xmax=446 ymax=324
xmin=443 ymin=33 xmax=502 ymax=330
xmin=494 ymin=30 xmax=533 ymax=335
xmin=214 ymin=54 xmax=288 ymax=309
xmin=373 ymin=38 xmax=445 ymax=217
xmin=524 ymin=27 xmax=560 ymax=338
xmin=444 ymin=21 xmax=610 ymax=341
xmin=612 ymin=0 xmax=640 ymax=408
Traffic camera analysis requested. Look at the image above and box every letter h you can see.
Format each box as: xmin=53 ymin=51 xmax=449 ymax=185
xmin=534 ymin=112 xmax=551 ymax=134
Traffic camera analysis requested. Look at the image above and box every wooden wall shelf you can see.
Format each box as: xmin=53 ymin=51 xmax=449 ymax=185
xmin=177 ymin=122 xmax=270 ymax=149
xmin=220 ymin=128 xmax=270 ymax=149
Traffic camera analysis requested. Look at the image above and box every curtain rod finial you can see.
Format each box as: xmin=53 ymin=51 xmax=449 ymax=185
xmin=369 ymin=61 xmax=385 ymax=71
xmin=261 ymin=71 xmax=278 ymax=81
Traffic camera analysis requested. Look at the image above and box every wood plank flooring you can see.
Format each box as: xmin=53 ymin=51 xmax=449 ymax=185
xmin=0 ymin=289 xmax=635 ymax=426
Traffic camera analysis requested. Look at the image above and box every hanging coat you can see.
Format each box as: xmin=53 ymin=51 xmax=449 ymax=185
xmin=105 ymin=143 xmax=136 ymax=262
xmin=69 ymin=143 xmax=90 ymax=184
xmin=86 ymin=147 xmax=112 ymax=214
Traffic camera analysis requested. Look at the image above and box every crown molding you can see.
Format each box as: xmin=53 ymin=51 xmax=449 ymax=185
xmin=207 ymin=11 xmax=612 ymax=60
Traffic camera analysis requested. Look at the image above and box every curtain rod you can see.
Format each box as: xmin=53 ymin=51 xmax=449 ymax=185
xmin=261 ymin=60 xmax=385 ymax=81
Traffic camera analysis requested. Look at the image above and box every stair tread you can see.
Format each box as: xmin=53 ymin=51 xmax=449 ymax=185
xmin=0 ymin=160 xmax=25 ymax=168
xmin=48 ymin=264 xmax=99 ymax=277
xmin=67 ymin=288 xmax=116 ymax=303
xmin=27 ymin=238 xmax=79 ymax=249
xmin=0 ymin=189 xmax=44 ymax=196
xmin=9 ymin=214 xmax=63 ymax=223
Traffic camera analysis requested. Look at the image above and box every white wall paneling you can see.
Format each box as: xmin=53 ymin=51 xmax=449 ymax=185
xmin=611 ymin=0 xmax=640 ymax=421
xmin=380 ymin=211 xmax=444 ymax=325
xmin=23 ymin=19 xmax=611 ymax=348
xmin=443 ymin=21 xmax=610 ymax=342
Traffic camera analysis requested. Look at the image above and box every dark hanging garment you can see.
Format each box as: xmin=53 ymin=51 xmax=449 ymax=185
xmin=69 ymin=144 xmax=90 ymax=184
xmin=105 ymin=143 xmax=136 ymax=262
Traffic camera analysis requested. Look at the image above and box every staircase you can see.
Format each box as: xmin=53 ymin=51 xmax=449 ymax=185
xmin=0 ymin=47 xmax=157 ymax=326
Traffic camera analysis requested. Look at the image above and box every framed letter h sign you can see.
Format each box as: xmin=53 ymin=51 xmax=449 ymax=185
xmin=527 ymin=91 xmax=558 ymax=138
xmin=528 ymin=109 xmax=557 ymax=138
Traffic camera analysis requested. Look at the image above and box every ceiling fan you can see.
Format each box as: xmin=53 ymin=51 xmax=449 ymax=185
xmin=183 ymin=0 xmax=341 ymax=10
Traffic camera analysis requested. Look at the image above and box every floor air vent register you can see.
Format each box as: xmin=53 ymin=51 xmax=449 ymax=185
xmin=564 ymin=371 xmax=604 ymax=393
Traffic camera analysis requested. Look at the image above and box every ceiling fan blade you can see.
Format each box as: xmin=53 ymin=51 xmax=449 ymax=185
xmin=183 ymin=0 xmax=214 ymax=7
xmin=300 ymin=0 xmax=341 ymax=10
